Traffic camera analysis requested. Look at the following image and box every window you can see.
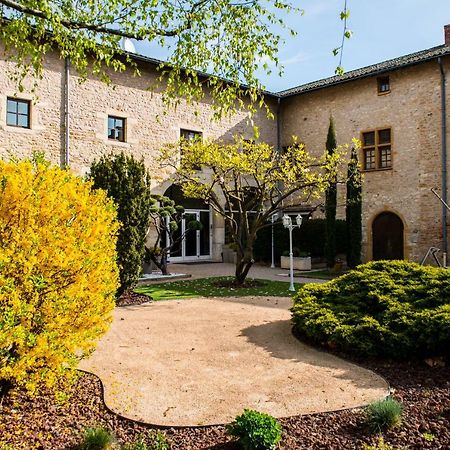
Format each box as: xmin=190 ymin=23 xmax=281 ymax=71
xmin=377 ymin=76 xmax=390 ymax=94
xmin=180 ymin=129 xmax=202 ymax=169
xmin=180 ymin=129 xmax=202 ymax=141
xmin=6 ymin=98 xmax=30 ymax=128
xmin=108 ymin=116 xmax=126 ymax=142
xmin=362 ymin=128 xmax=392 ymax=171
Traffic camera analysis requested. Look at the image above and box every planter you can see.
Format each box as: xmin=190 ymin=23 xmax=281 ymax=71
xmin=222 ymin=245 xmax=237 ymax=264
xmin=280 ymin=255 xmax=312 ymax=271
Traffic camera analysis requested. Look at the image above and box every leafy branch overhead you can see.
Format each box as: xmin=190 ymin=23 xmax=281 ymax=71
xmin=0 ymin=0 xmax=299 ymax=116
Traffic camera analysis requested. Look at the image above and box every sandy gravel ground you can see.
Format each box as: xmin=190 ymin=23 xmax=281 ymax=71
xmin=80 ymin=296 xmax=388 ymax=426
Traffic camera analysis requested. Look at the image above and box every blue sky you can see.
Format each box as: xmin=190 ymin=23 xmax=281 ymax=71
xmin=134 ymin=0 xmax=450 ymax=93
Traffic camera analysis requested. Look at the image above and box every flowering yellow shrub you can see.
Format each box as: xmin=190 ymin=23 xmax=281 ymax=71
xmin=0 ymin=157 xmax=119 ymax=393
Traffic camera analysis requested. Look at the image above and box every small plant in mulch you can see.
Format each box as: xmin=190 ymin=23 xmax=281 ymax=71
xmin=366 ymin=398 xmax=403 ymax=433
xmin=123 ymin=431 xmax=171 ymax=450
xmin=361 ymin=437 xmax=395 ymax=450
xmin=79 ymin=426 xmax=116 ymax=449
xmin=227 ymin=409 xmax=282 ymax=450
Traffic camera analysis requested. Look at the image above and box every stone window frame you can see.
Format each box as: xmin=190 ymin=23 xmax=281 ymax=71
xmin=361 ymin=127 xmax=393 ymax=172
xmin=6 ymin=97 xmax=31 ymax=129
xmin=377 ymin=76 xmax=391 ymax=95
xmin=180 ymin=128 xmax=203 ymax=169
xmin=108 ymin=115 xmax=126 ymax=142
xmin=180 ymin=128 xmax=202 ymax=142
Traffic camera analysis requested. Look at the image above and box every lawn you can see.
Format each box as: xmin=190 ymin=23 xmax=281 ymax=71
xmin=135 ymin=276 xmax=297 ymax=300
xmin=295 ymin=269 xmax=345 ymax=280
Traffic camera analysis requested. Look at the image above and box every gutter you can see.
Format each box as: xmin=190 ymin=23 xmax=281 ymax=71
xmin=438 ymin=57 xmax=448 ymax=255
xmin=277 ymin=97 xmax=281 ymax=152
xmin=64 ymin=57 xmax=70 ymax=167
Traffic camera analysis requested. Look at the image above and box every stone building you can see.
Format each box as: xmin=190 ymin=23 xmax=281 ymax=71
xmin=1 ymin=26 xmax=450 ymax=265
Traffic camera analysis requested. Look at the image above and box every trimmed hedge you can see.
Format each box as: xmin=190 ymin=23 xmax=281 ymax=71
xmin=291 ymin=261 xmax=450 ymax=359
xmin=252 ymin=218 xmax=347 ymax=262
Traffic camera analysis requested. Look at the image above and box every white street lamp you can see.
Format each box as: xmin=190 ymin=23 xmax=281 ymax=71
xmin=283 ymin=213 xmax=304 ymax=292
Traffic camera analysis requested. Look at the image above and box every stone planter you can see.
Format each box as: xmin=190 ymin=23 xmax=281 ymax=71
xmin=222 ymin=245 xmax=237 ymax=264
xmin=280 ymin=256 xmax=312 ymax=271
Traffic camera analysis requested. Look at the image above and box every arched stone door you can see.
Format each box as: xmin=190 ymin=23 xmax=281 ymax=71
xmin=372 ymin=212 xmax=404 ymax=260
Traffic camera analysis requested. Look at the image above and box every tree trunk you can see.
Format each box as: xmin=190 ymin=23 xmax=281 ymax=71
xmin=234 ymin=245 xmax=254 ymax=285
xmin=150 ymin=253 xmax=171 ymax=276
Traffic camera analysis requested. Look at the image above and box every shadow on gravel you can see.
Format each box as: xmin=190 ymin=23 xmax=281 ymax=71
xmin=240 ymin=319 xmax=387 ymax=392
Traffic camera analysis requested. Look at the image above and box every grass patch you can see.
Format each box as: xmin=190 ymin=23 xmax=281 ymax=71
xmin=295 ymin=269 xmax=344 ymax=280
xmin=135 ymin=276 xmax=297 ymax=300
xmin=366 ymin=398 xmax=403 ymax=433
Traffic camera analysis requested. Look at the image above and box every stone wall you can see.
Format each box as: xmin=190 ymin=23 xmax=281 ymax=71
xmin=281 ymin=58 xmax=450 ymax=263
xmin=0 ymin=49 xmax=277 ymax=262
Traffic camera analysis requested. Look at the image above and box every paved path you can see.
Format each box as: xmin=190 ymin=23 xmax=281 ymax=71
xmin=163 ymin=262 xmax=329 ymax=284
xmin=80 ymin=296 xmax=388 ymax=426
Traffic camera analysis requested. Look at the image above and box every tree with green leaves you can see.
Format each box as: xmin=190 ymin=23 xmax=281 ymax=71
xmin=161 ymin=139 xmax=342 ymax=285
xmin=146 ymin=194 xmax=201 ymax=275
xmin=0 ymin=1 xmax=352 ymax=119
xmin=0 ymin=0 xmax=298 ymax=117
xmin=324 ymin=116 xmax=338 ymax=268
xmin=89 ymin=152 xmax=153 ymax=296
xmin=346 ymin=147 xmax=362 ymax=268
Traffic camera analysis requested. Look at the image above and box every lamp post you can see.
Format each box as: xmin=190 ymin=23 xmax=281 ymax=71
xmin=282 ymin=214 xmax=303 ymax=292
xmin=270 ymin=214 xmax=275 ymax=268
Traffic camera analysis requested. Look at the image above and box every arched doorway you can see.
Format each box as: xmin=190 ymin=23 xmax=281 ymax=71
xmin=163 ymin=184 xmax=212 ymax=262
xmin=372 ymin=212 xmax=404 ymax=260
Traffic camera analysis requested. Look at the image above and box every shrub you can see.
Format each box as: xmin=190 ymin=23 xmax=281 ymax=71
xmin=366 ymin=398 xmax=403 ymax=433
xmin=0 ymin=157 xmax=119 ymax=394
xmin=90 ymin=152 xmax=153 ymax=296
xmin=291 ymin=261 xmax=450 ymax=359
xmin=252 ymin=218 xmax=347 ymax=263
xmin=227 ymin=409 xmax=282 ymax=450
xmin=80 ymin=427 xmax=115 ymax=450
xmin=123 ymin=431 xmax=170 ymax=450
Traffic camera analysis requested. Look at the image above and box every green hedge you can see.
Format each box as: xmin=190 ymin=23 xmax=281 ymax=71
xmin=252 ymin=218 xmax=347 ymax=262
xmin=291 ymin=261 xmax=450 ymax=359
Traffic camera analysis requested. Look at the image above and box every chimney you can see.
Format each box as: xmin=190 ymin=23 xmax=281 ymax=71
xmin=445 ymin=24 xmax=450 ymax=46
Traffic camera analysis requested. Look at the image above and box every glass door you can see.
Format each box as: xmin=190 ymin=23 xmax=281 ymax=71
xmin=168 ymin=209 xmax=211 ymax=262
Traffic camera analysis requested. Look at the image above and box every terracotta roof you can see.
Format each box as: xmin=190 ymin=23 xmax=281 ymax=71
xmin=278 ymin=44 xmax=450 ymax=97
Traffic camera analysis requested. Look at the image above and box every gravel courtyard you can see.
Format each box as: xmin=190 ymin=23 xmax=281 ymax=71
xmin=80 ymin=296 xmax=389 ymax=427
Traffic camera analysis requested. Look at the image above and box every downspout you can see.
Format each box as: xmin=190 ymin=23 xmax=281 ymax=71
xmin=64 ymin=57 xmax=70 ymax=167
xmin=276 ymin=96 xmax=281 ymax=152
xmin=438 ymin=57 xmax=448 ymax=256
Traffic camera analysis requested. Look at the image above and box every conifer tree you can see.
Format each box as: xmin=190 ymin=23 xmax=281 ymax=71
xmin=325 ymin=117 xmax=337 ymax=268
xmin=90 ymin=152 xmax=153 ymax=295
xmin=346 ymin=147 xmax=362 ymax=268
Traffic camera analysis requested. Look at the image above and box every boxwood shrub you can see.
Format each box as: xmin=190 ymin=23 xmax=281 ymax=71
xmin=291 ymin=261 xmax=450 ymax=359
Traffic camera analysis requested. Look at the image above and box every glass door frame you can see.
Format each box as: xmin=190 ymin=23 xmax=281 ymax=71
xmin=168 ymin=208 xmax=212 ymax=262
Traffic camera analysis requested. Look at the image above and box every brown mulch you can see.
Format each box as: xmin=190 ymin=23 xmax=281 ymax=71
xmin=116 ymin=290 xmax=152 ymax=307
xmin=0 ymin=357 xmax=448 ymax=449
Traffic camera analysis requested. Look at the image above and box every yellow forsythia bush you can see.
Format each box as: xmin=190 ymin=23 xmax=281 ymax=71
xmin=0 ymin=157 xmax=119 ymax=393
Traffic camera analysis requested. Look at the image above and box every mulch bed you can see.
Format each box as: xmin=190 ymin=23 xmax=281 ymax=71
xmin=0 ymin=354 xmax=448 ymax=449
xmin=116 ymin=290 xmax=152 ymax=307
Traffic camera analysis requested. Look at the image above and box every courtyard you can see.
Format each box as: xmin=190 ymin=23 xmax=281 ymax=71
xmin=80 ymin=294 xmax=388 ymax=426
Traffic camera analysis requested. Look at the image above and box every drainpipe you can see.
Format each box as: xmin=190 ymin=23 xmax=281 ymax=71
xmin=276 ymin=96 xmax=281 ymax=152
xmin=438 ymin=57 xmax=448 ymax=256
xmin=64 ymin=57 xmax=70 ymax=167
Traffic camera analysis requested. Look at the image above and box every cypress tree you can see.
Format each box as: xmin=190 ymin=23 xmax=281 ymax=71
xmin=90 ymin=152 xmax=154 ymax=296
xmin=346 ymin=147 xmax=362 ymax=268
xmin=324 ymin=116 xmax=337 ymax=268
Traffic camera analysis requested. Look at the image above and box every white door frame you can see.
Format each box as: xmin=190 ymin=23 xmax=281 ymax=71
xmin=168 ymin=208 xmax=212 ymax=262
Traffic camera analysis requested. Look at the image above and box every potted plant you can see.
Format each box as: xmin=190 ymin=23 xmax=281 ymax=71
xmin=280 ymin=248 xmax=312 ymax=271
